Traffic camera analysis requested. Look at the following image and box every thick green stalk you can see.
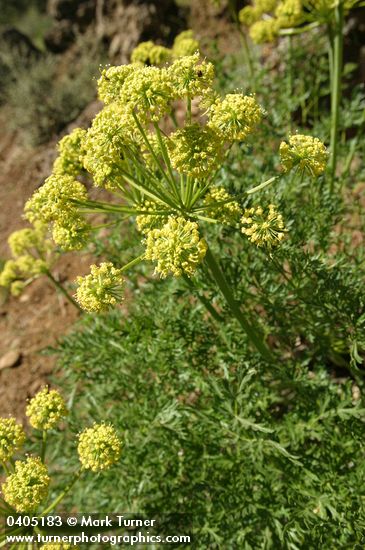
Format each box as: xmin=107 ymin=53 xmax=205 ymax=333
xmin=204 ymin=247 xmax=274 ymax=362
xmin=329 ymin=0 xmax=344 ymax=188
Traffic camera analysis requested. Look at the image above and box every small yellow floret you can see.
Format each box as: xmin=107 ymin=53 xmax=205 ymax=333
xmin=2 ymin=456 xmax=50 ymax=512
xmin=78 ymin=423 xmax=122 ymax=472
xmin=26 ymin=386 xmax=68 ymax=431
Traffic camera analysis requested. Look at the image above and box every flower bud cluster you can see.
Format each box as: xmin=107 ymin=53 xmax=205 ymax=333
xmin=279 ymin=134 xmax=328 ymax=177
xmin=78 ymin=423 xmax=122 ymax=472
xmin=130 ymin=30 xmax=200 ymax=67
xmin=203 ymin=187 xmax=242 ymax=225
xmin=241 ymin=204 xmax=286 ymax=248
xmin=0 ymin=417 xmax=25 ymax=462
xmin=26 ymin=386 xmax=68 ymax=431
xmin=1 ymin=456 xmax=50 ymax=512
xmin=144 ymin=216 xmax=208 ymax=278
xmin=76 ymin=262 xmax=125 ymax=312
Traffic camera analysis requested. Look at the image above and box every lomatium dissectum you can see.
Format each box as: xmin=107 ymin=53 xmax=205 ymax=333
xmin=0 ymin=387 xmax=122 ymax=547
xmin=14 ymin=50 xmax=328 ymax=362
xmin=238 ymin=0 xmax=359 ymax=184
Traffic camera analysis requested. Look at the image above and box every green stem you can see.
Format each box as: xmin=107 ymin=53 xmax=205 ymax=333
xmin=204 ymin=247 xmax=274 ymax=362
xmin=329 ymin=0 xmax=344 ymax=188
xmin=182 ymin=274 xmax=224 ymax=323
xmin=287 ymin=35 xmax=294 ymax=131
xmin=247 ymin=176 xmax=278 ymax=195
xmin=153 ymin=123 xmax=182 ymax=206
xmin=120 ymin=254 xmax=145 ymax=273
xmin=40 ymin=469 xmax=82 ymax=517
xmin=41 ymin=430 xmax=47 ymax=463
xmin=45 ymin=271 xmax=81 ymax=311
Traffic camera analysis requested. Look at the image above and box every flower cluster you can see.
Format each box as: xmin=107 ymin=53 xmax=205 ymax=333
xmin=0 ymin=417 xmax=25 ymax=462
xmin=26 ymin=387 xmax=68 ymax=431
xmin=239 ymin=0 xmax=303 ymax=43
xmin=130 ymin=30 xmax=199 ymax=66
xmin=75 ymin=262 xmax=125 ymax=313
xmin=167 ymin=124 xmax=224 ymax=179
xmin=203 ymin=187 xmax=242 ymax=225
xmin=136 ymin=200 xmax=169 ymax=234
xmin=208 ymin=94 xmax=265 ymax=141
xmin=241 ymin=204 xmax=286 ymax=248
xmin=145 ymin=216 xmax=208 ymax=278
xmin=24 ymin=173 xmax=90 ymax=251
xmin=279 ymin=134 xmax=328 ymax=177
xmin=168 ymin=52 xmax=214 ymax=98
xmin=239 ymin=0 xmax=361 ymax=43
xmin=53 ymin=128 xmax=87 ymax=177
xmin=2 ymin=456 xmax=50 ymax=512
xmin=0 ymin=221 xmax=53 ymax=296
xmin=78 ymin=423 xmax=122 ymax=472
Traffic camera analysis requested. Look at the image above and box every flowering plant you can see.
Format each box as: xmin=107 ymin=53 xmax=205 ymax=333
xmin=8 ymin=47 xmax=329 ymax=363
xmin=0 ymin=387 xmax=121 ymax=548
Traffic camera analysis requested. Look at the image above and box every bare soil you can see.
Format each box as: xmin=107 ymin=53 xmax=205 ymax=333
xmin=0 ymin=114 xmax=95 ymax=421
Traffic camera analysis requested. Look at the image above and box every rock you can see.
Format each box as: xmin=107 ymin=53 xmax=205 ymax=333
xmin=0 ymin=350 xmax=22 ymax=370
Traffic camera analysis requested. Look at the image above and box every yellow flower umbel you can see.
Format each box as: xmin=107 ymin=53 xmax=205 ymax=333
xmin=52 ymin=216 xmax=91 ymax=252
xmin=24 ymin=174 xmax=88 ymax=225
xmin=82 ymin=103 xmax=135 ymax=188
xmin=2 ymin=456 xmax=50 ymax=512
xmin=131 ymin=41 xmax=171 ymax=66
xmin=0 ymin=417 xmax=26 ymax=462
xmin=136 ymin=200 xmax=169 ymax=235
xmin=78 ymin=423 xmax=122 ymax=472
xmin=97 ymin=64 xmax=135 ymax=105
xmin=172 ymin=30 xmax=200 ymax=58
xmin=0 ymin=255 xmax=47 ymax=293
xmin=208 ymin=94 xmax=265 ymax=141
xmin=26 ymin=387 xmax=68 ymax=431
xmin=145 ymin=216 xmax=207 ymax=278
xmin=275 ymin=0 xmax=303 ymax=27
xmin=203 ymin=187 xmax=242 ymax=225
xmin=249 ymin=18 xmax=280 ymax=43
xmin=279 ymin=134 xmax=328 ymax=177
xmin=75 ymin=262 xmax=125 ymax=313
xmin=8 ymin=222 xmax=49 ymax=257
xmin=167 ymin=124 xmax=224 ymax=179
xmin=241 ymin=204 xmax=286 ymax=248
xmin=168 ymin=53 xmax=215 ymax=98
xmin=120 ymin=66 xmax=173 ymax=122
xmin=53 ymin=128 xmax=87 ymax=177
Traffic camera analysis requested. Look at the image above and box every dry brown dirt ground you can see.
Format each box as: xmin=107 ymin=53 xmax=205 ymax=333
xmin=0 ymin=109 xmax=99 ymax=421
